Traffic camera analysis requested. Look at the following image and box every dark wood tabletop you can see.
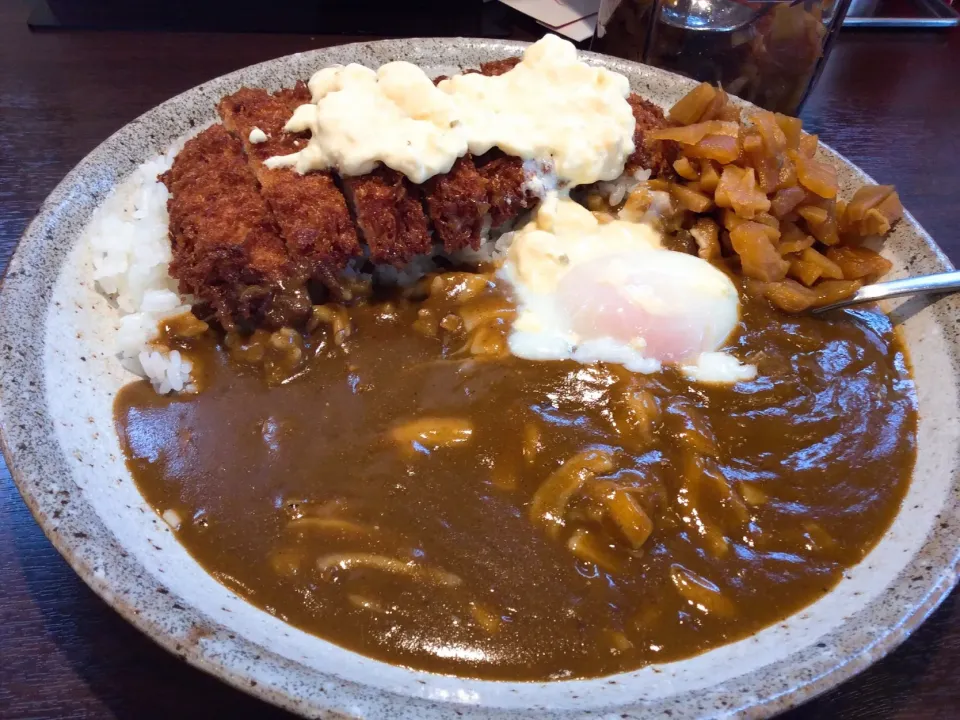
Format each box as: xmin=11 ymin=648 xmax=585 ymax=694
xmin=2 ymin=0 xmax=959 ymax=716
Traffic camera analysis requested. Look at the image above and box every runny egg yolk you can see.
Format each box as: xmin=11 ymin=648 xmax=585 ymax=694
xmin=501 ymin=195 xmax=756 ymax=384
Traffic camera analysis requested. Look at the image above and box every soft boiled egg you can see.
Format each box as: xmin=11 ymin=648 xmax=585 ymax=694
xmin=501 ymin=195 xmax=756 ymax=384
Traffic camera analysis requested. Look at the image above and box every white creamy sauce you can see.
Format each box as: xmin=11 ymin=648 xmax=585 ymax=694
xmin=681 ymin=352 xmax=758 ymax=384
xmin=249 ymin=127 xmax=268 ymax=144
xmin=501 ymin=195 xmax=756 ymax=384
xmin=265 ymin=34 xmax=635 ymax=187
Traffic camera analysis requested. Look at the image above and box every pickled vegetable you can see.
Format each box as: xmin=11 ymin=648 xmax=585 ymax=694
xmin=699 ymin=161 xmax=721 ymax=193
xmin=690 ymin=217 xmax=721 ymax=261
xmin=788 ymin=258 xmax=822 ymax=287
xmin=684 ymin=135 xmax=740 ymax=164
xmin=791 ymin=151 xmax=838 ymax=199
xmin=799 ymin=133 xmax=819 ymax=157
xmin=799 ymin=247 xmax=844 ymax=280
xmin=730 ymin=222 xmax=789 ymax=281
xmin=649 ymin=120 xmax=739 ymax=145
xmin=812 ymin=279 xmax=864 ymax=307
xmin=671 ymin=183 xmax=713 ymax=213
xmin=715 ymin=167 xmax=771 ymax=219
xmin=756 ymin=278 xmax=818 ymax=312
xmin=630 ymin=82 xmax=902 ymax=313
xmin=668 ymin=82 xmax=717 ymax=125
xmin=771 ymin=186 xmax=806 ymax=218
xmin=673 ymin=156 xmax=699 ymax=181
xmin=826 ymin=246 xmax=893 ymax=281
xmin=775 ymin=113 xmax=803 ymax=150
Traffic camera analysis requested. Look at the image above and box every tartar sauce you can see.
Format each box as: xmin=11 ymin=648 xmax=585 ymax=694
xmin=265 ymin=35 xmax=636 ymax=187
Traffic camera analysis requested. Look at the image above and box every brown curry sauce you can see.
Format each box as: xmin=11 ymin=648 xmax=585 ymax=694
xmin=115 ymin=272 xmax=916 ymax=681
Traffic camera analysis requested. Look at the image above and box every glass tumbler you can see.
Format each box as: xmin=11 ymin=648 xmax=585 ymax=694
xmin=595 ymin=0 xmax=852 ymax=115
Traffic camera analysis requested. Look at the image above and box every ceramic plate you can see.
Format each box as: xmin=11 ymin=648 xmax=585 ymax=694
xmin=1 ymin=38 xmax=959 ymax=719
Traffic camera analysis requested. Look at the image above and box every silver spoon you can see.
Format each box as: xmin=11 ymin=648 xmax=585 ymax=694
xmin=813 ymin=270 xmax=960 ymax=313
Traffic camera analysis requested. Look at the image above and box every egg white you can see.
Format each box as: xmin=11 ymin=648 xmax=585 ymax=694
xmin=500 ymin=195 xmax=756 ymax=384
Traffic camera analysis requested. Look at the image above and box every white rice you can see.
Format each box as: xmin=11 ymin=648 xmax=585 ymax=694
xmin=595 ymin=167 xmax=652 ymax=207
xmin=88 ymin=142 xmax=195 ymax=394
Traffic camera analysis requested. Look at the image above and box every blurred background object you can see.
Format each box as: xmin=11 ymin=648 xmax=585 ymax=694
xmin=28 ymin=0 xmax=499 ymax=35
xmin=594 ymin=0 xmax=852 ymax=114
xmin=843 ymin=0 xmax=958 ymax=27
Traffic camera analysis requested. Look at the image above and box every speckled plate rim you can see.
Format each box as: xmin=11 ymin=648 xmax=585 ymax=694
xmin=1 ymin=37 xmax=959 ymax=720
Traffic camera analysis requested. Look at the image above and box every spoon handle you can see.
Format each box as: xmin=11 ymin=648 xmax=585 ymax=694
xmin=814 ymin=269 xmax=960 ymax=313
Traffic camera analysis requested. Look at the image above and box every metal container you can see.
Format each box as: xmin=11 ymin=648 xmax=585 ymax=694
xmin=595 ymin=0 xmax=852 ymax=115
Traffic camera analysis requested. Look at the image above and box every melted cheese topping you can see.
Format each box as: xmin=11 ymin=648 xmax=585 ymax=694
xmin=265 ymin=35 xmax=636 ymax=187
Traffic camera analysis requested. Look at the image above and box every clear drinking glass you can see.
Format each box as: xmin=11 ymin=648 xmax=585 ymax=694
xmin=595 ymin=0 xmax=853 ymax=115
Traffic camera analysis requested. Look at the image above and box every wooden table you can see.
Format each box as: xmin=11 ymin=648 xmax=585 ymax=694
xmin=1 ymin=0 xmax=959 ymax=715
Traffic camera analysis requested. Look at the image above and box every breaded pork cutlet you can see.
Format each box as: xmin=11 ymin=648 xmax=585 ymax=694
xmin=473 ymin=59 xmax=537 ymax=230
xmin=476 ymin=151 xmax=538 ymax=228
xmin=340 ymin=168 xmax=433 ymax=265
xmin=422 ymin=75 xmax=490 ymax=253
xmin=478 ymin=57 xmax=522 ymax=76
xmin=217 ymin=85 xmax=361 ymax=274
xmin=423 ymin=59 xmax=535 ymax=251
xmin=277 ymin=84 xmax=433 ymax=267
xmin=160 ymin=124 xmax=294 ymax=330
xmin=423 ymin=156 xmax=490 ymax=252
xmin=625 ymin=94 xmax=677 ymax=178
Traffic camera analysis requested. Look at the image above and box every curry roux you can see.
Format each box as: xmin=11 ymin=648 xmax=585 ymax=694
xmin=116 ymin=275 xmax=916 ymax=680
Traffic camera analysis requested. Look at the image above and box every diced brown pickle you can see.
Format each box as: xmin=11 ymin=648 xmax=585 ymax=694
xmin=649 ymin=120 xmax=740 ymax=145
xmin=698 ymin=87 xmax=730 ymax=122
xmin=791 ymin=151 xmax=838 ymax=199
xmin=776 ymin=157 xmax=798 ymax=190
xmin=788 ymin=258 xmax=822 ymax=287
xmin=844 ymin=185 xmax=895 ymax=224
xmin=741 ymin=133 xmax=763 ymax=154
xmin=730 ymin=223 xmax=790 ymax=282
xmin=685 ymin=134 xmax=740 ymax=164
xmin=811 ymin=279 xmax=864 ymax=307
xmin=750 ymin=110 xmax=788 ymax=155
xmin=698 ymin=160 xmax=721 ymax=193
xmin=668 ymin=82 xmax=717 ymax=125
xmin=807 ymin=216 xmax=840 ymax=246
xmin=757 ymin=278 xmax=818 ymax=312
xmin=799 ymin=132 xmax=819 ymax=157
xmin=670 ymin=183 xmax=713 ymax=212
xmin=690 ymin=217 xmax=721 ymax=261
xmin=797 ymin=205 xmax=829 ymax=226
xmin=753 ymin=211 xmax=780 ymax=229
xmin=673 ymin=156 xmax=700 ymax=181
xmin=714 ymin=167 xmax=771 ymax=219
xmin=800 ymin=247 xmax=843 ymax=280
xmin=771 ymin=186 xmax=806 ymax=218
xmin=778 ymin=235 xmax=815 ymax=256
xmin=826 ymin=246 xmax=893 ymax=280
xmin=750 ymin=150 xmax=781 ymax=195
xmin=774 ymin=113 xmax=803 ymax=150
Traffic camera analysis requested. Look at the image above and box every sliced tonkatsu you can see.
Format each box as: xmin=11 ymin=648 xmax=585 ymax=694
xmin=163 ymin=55 xmax=677 ymax=333
xmin=423 ymin=156 xmax=490 ymax=252
xmin=216 ymin=85 xmax=361 ymax=273
xmin=274 ymin=83 xmax=433 ymax=266
xmin=422 ymin=59 xmax=536 ymax=251
xmin=159 ymin=124 xmax=297 ymax=330
xmin=625 ymin=93 xmax=678 ymax=178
